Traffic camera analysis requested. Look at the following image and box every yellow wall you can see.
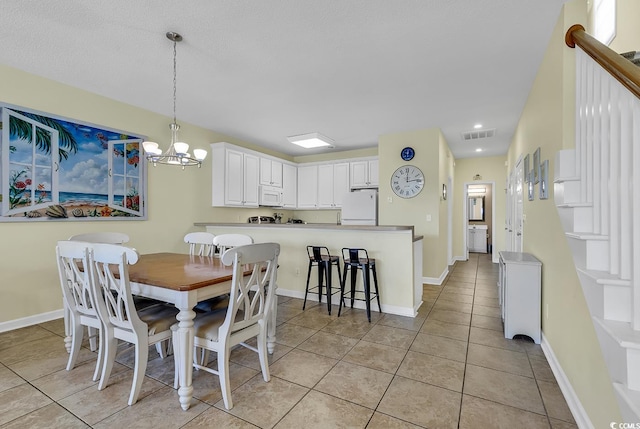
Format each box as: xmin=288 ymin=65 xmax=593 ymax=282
xmin=0 ymin=65 xmax=287 ymax=323
xmin=378 ymin=128 xmax=451 ymax=280
xmin=507 ymin=0 xmax=621 ymax=425
xmin=452 ymin=156 xmax=507 ymax=260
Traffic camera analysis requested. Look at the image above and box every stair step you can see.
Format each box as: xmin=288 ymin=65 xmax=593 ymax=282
xmin=593 ymin=318 xmax=640 ymax=391
xmin=554 ymin=149 xmax=579 ymax=182
xmin=614 ymin=382 xmax=640 ymax=424
xmin=566 ymin=233 xmax=609 ymax=271
xmin=554 ymin=181 xmax=582 ymax=205
xmin=576 ymin=268 xmax=631 ymax=322
xmin=557 ymin=205 xmax=593 ymax=233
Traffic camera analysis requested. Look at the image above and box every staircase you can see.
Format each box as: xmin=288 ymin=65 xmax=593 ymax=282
xmin=557 ymin=30 xmax=640 ymax=421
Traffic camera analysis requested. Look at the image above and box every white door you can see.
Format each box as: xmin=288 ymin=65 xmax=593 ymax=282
xmin=225 ymin=149 xmax=245 ymax=206
xmin=505 ymin=171 xmax=514 ymax=251
xmin=281 ymin=163 xmax=297 ymax=208
xmin=243 ymin=153 xmax=259 ymax=206
xmin=297 ymin=165 xmax=318 ymax=208
xmin=333 ymin=162 xmax=350 ymax=207
xmin=317 ymin=164 xmax=335 ymax=208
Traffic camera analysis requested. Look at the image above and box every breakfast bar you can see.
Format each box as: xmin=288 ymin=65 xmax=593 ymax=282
xmin=195 ymin=222 xmax=424 ymax=317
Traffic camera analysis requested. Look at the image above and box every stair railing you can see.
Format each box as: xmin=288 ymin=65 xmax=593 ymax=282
xmin=565 ymin=25 xmax=640 ymax=329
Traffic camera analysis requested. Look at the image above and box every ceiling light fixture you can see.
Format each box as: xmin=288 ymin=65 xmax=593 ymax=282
xmin=142 ymin=32 xmax=207 ymax=169
xmin=475 ymin=148 xmax=483 ymax=152
xmin=474 ymin=124 xmax=483 ymax=129
xmin=468 ymin=186 xmax=486 ymax=194
xmin=287 ymin=132 xmax=334 ymax=149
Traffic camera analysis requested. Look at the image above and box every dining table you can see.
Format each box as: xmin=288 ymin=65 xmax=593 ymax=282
xmin=76 ymin=252 xmax=278 ymax=411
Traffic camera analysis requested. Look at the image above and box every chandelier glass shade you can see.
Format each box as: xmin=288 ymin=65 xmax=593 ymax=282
xmin=143 ymin=32 xmax=207 ymax=169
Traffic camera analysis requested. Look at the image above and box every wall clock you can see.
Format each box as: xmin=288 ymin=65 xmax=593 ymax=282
xmin=390 ymin=165 xmax=424 ymax=198
xmin=400 ymin=147 xmax=415 ymax=161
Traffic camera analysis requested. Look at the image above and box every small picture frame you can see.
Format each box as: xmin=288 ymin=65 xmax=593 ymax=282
xmin=533 ymin=147 xmax=541 ymax=184
xmin=539 ymin=159 xmax=549 ymax=199
xmin=442 ymin=183 xmax=447 ymax=200
xmin=524 ymin=153 xmax=530 ymax=183
xmin=528 ymin=170 xmax=535 ymax=201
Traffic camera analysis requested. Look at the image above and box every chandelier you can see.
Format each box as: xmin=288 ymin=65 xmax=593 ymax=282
xmin=143 ymin=32 xmax=207 ymax=168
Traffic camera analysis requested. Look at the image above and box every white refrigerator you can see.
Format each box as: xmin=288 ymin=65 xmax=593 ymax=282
xmin=341 ymin=189 xmax=378 ymax=225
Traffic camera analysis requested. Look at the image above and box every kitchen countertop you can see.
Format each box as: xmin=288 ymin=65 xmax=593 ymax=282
xmin=194 ymin=222 xmax=423 ymax=241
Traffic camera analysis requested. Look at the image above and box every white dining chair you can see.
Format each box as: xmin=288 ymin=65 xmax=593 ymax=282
xmin=173 ymin=242 xmax=280 ymax=410
xmin=68 ymin=232 xmax=130 ymax=244
xmin=213 ymin=234 xmax=253 ymax=257
xmin=56 ymin=240 xmax=104 ymax=381
xmin=184 ymin=232 xmax=216 ymax=257
xmin=89 ymin=243 xmax=179 ymax=406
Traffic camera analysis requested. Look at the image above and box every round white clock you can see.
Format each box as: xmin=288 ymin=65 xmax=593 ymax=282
xmin=391 ymin=165 xmax=424 ymax=198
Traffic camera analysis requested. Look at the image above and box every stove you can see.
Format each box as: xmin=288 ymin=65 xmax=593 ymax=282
xmin=248 ymin=216 xmax=276 ymax=224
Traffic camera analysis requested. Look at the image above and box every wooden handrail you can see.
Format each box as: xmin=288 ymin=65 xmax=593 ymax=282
xmin=566 ymin=24 xmax=640 ymax=99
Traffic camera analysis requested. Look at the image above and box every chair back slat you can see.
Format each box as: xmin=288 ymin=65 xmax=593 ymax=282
xmin=220 ymin=243 xmax=279 ymax=337
xmin=56 ymin=240 xmax=96 ymax=317
xmin=214 ymin=234 xmax=253 ymax=257
xmin=184 ymin=232 xmax=216 ymax=257
xmin=89 ymin=243 xmax=144 ymax=334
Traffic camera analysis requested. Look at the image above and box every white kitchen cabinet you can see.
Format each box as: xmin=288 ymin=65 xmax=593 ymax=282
xmin=297 ymin=165 xmax=318 ymax=208
xmin=317 ymin=163 xmax=350 ymax=208
xmin=259 ymin=158 xmax=283 ymax=187
xmin=468 ymin=225 xmax=488 ymax=253
xmin=350 ymin=159 xmax=379 ymax=189
xmin=211 ymin=143 xmax=259 ymax=207
xmin=281 ymin=163 xmax=297 ymax=208
xmin=498 ymin=251 xmax=542 ymax=344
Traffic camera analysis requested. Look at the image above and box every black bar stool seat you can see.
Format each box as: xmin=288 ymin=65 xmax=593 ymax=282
xmin=303 ymin=246 xmax=343 ymax=314
xmin=339 ymin=248 xmax=381 ymax=322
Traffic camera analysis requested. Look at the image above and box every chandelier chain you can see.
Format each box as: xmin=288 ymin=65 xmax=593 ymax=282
xmin=172 ymin=38 xmax=177 ymax=125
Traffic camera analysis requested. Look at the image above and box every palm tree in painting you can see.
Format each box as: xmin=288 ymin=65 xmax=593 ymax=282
xmin=8 ymin=111 xmax=78 ymax=160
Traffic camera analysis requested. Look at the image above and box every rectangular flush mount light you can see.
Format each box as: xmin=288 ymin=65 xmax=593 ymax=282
xmin=287 ymin=132 xmax=334 ymax=149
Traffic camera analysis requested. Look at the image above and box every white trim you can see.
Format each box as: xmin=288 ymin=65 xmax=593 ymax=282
xmin=451 ymin=255 xmax=466 ymax=264
xmin=0 ymin=309 xmax=64 ymax=333
xmin=276 ymin=288 xmax=416 ymax=317
xmin=423 ymin=266 xmax=449 ymax=286
xmin=541 ymin=332 xmax=594 ymax=429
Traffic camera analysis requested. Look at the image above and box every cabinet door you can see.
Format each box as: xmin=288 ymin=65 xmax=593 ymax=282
xmin=270 ymin=160 xmax=283 ymax=187
xmin=317 ymin=164 xmax=335 ymax=208
xmin=225 ymin=149 xmax=245 ymax=206
xmin=281 ymin=163 xmax=297 ymax=207
xmin=259 ymin=158 xmax=272 ymax=186
xmin=333 ymin=162 xmax=350 ymax=207
xmin=368 ymin=160 xmax=379 ymax=186
xmin=243 ymin=154 xmax=259 ymax=206
xmin=350 ymin=161 xmax=368 ymax=188
xmin=297 ymin=165 xmax=318 ymax=208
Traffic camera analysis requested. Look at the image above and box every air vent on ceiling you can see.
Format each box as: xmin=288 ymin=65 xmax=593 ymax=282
xmin=462 ymin=128 xmax=496 ymax=141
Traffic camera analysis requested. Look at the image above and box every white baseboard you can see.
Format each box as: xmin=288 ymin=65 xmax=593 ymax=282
xmin=541 ymin=332 xmax=593 ymax=429
xmin=423 ymin=266 xmax=449 ymax=286
xmin=0 ymin=309 xmax=65 ymax=333
xmin=276 ymin=288 xmax=416 ymax=317
xmin=451 ymin=256 xmax=466 ymax=264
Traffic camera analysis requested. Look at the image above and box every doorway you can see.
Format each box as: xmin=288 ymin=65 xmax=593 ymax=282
xmin=463 ymin=181 xmax=496 ymax=261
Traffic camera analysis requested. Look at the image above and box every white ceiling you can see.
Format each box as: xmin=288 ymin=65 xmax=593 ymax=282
xmin=0 ymin=1 xmax=567 ymax=159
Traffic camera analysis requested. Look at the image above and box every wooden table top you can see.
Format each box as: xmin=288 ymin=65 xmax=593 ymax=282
xmin=128 ymin=252 xmax=236 ymax=292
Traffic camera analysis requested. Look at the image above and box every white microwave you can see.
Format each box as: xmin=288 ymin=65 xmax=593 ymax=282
xmin=258 ymin=185 xmax=283 ymax=207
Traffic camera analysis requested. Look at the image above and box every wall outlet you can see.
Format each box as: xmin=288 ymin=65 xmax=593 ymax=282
xmin=387 ymin=196 xmax=393 ymax=203
xmin=426 ymin=214 xmax=432 ymax=222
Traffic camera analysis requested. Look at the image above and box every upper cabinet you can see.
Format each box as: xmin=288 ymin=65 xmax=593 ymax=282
xmin=350 ymin=159 xmax=379 ymax=189
xmin=281 ymin=163 xmax=297 ymax=208
xmin=317 ymin=163 xmax=350 ymax=208
xmin=211 ymin=143 xmax=259 ymax=207
xmin=259 ymin=158 xmax=283 ymax=187
xmin=297 ymin=165 xmax=319 ymax=208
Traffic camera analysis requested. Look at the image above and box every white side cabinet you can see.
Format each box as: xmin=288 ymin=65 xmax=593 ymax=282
xmin=468 ymin=225 xmax=488 ymax=253
xmin=498 ymin=251 xmax=542 ymax=344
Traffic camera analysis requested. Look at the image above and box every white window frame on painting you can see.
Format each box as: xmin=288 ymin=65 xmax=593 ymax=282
xmin=593 ymin=0 xmax=616 ymax=46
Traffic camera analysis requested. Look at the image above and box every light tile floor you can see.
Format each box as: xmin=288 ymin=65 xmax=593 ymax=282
xmin=0 ymin=253 xmax=578 ymax=428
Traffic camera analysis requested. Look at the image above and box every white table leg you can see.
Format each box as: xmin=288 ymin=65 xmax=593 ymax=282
xmin=175 ymin=308 xmax=196 ymax=411
xmin=267 ymin=293 xmax=278 ymax=354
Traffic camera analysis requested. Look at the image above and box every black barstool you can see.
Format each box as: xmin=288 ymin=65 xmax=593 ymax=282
xmin=339 ymin=248 xmax=381 ymax=322
xmin=303 ymin=246 xmax=342 ymax=314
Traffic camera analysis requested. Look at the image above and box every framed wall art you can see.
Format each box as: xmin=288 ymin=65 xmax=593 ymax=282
xmin=533 ymin=147 xmax=541 ymax=184
xmin=524 ymin=153 xmax=530 ymax=183
xmin=528 ymin=170 xmax=534 ymax=201
xmin=0 ymin=102 xmax=147 ymax=222
xmin=539 ymin=159 xmax=549 ymax=199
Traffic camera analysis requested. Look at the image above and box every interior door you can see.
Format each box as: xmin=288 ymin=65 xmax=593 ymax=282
xmin=505 ymin=171 xmax=514 ymax=251
xmin=514 ymin=158 xmax=524 ymax=252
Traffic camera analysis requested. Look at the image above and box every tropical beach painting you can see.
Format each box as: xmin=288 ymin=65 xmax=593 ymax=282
xmin=0 ymin=103 xmax=147 ymax=222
